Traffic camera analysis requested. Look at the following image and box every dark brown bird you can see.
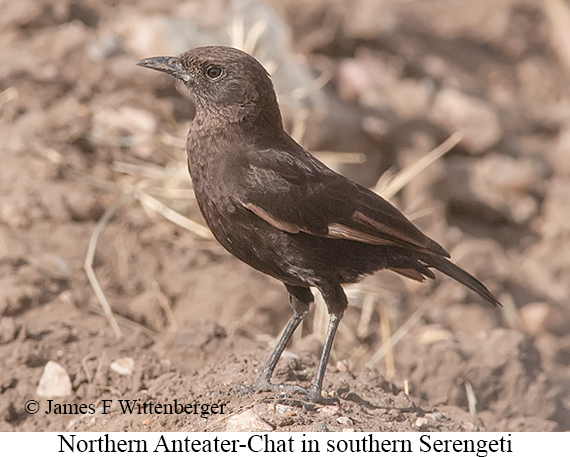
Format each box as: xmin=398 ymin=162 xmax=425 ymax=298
xmin=137 ymin=46 xmax=500 ymax=404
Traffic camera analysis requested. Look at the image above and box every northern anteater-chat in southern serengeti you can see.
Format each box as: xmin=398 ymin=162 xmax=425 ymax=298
xmin=137 ymin=46 xmax=500 ymax=404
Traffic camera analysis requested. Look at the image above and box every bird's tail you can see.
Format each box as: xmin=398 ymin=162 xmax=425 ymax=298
xmin=422 ymin=255 xmax=501 ymax=307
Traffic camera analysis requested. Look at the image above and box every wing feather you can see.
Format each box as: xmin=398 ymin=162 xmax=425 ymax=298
xmin=237 ymin=143 xmax=448 ymax=257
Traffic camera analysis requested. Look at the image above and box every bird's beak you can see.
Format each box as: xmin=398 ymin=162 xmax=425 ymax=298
xmin=136 ymin=56 xmax=192 ymax=83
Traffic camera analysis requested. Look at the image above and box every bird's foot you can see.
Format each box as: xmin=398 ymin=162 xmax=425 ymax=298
xmin=236 ymin=377 xmax=308 ymax=397
xmin=236 ymin=378 xmax=340 ymax=406
xmin=304 ymin=386 xmax=340 ymax=405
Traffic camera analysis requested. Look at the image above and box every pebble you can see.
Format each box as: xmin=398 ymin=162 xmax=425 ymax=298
xmin=425 ymin=412 xmax=443 ymax=424
xmin=461 ymin=421 xmax=477 ymax=432
xmin=469 ymin=154 xmax=548 ymax=223
xmin=64 ymin=187 xmax=103 ymax=222
xmin=275 ymin=404 xmax=294 ymax=415
xmin=520 ymin=302 xmax=552 ymax=336
xmin=280 ymin=350 xmax=301 ymax=370
xmin=336 ymin=416 xmax=354 ymax=427
xmin=225 ymin=410 xmax=274 ymax=432
xmin=430 ymin=88 xmax=501 ymax=154
xmin=519 ymin=302 xmax=569 ymax=336
xmin=320 ymin=404 xmax=340 ymax=416
xmin=0 ymin=317 xmax=18 ymax=344
xmin=336 ymin=360 xmax=350 ymax=373
xmin=388 ymin=78 xmax=434 ymax=119
xmin=36 ymin=361 xmax=72 ymax=398
xmin=110 ymin=357 xmax=135 ymax=376
xmin=414 ymin=417 xmax=429 ymax=429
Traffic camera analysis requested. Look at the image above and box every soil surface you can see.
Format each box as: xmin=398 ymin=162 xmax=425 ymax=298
xmin=1 ymin=0 xmax=569 ymax=432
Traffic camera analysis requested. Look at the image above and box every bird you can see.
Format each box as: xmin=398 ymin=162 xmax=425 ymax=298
xmin=137 ymin=46 xmax=500 ymax=404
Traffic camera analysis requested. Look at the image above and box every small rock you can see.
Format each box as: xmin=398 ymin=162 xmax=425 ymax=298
xmin=64 ymin=187 xmax=104 ymax=222
xmin=461 ymin=421 xmax=477 ymax=432
xmin=468 ymin=154 xmax=548 ymax=223
xmin=0 ymin=317 xmax=18 ymax=344
xmin=430 ymin=88 xmax=501 ymax=154
xmin=336 ymin=58 xmax=373 ymax=100
xmin=520 ymin=302 xmax=569 ymax=336
xmin=336 ymin=360 xmax=350 ymax=373
xmin=414 ymin=417 xmax=429 ymax=428
xmin=36 ymin=361 xmax=72 ymax=398
xmin=110 ymin=357 xmax=135 ymax=376
xmin=388 ymin=78 xmax=434 ymax=119
xmin=275 ymin=404 xmax=293 ymax=415
xmin=225 ymin=410 xmax=273 ymax=432
xmin=520 ymin=302 xmax=552 ymax=337
xmin=280 ymin=350 xmax=301 ymax=370
xmin=336 ymin=416 xmax=353 ymax=427
xmin=320 ymin=404 xmax=340 ymax=416
xmin=425 ymin=412 xmax=443 ymax=423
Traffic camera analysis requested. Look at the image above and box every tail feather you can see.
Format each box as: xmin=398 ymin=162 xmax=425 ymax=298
xmin=423 ymin=255 xmax=501 ymax=307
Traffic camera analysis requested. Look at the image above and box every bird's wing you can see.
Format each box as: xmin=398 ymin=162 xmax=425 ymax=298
xmin=235 ymin=144 xmax=449 ymax=258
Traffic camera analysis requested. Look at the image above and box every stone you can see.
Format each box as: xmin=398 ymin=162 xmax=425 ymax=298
xmin=519 ymin=302 xmax=569 ymax=337
xmin=430 ymin=88 xmax=501 ymax=154
xmin=0 ymin=317 xmax=17 ymax=344
xmin=36 ymin=361 xmax=72 ymax=398
xmin=110 ymin=357 xmax=135 ymax=376
xmin=225 ymin=410 xmax=273 ymax=432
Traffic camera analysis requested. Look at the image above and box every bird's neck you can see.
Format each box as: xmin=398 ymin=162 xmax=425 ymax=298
xmin=192 ymin=96 xmax=283 ymax=133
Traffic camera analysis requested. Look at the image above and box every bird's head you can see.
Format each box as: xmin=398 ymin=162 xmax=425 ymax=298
xmin=137 ymin=46 xmax=282 ymax=129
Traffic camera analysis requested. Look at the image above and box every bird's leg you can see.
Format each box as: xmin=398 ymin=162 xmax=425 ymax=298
xmin=305 ymin=313 xmax=342 ymax=404
xmin=306 ymin=284 xmax=347 ymax=404
xmin=250 ymin=310 xmax=307 ymax=394
xmin=242 ymin=285 xmax=313 ymax=395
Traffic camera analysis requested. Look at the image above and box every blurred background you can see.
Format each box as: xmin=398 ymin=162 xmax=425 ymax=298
xmin=1 ymin=0 xmax=569 ymax=432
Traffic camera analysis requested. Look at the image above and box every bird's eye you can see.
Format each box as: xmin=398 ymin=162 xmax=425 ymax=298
xmin=205 ymin=66 xmax=223 ymax=79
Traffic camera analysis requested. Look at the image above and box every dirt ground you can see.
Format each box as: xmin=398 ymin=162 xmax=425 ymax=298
xmin=1 ymin=0 xmax=569 ymax=432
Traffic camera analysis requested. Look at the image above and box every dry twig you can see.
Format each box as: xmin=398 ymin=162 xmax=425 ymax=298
xmin=134 ymin=188 xmax=213 ymax=239
xmin=374 ymin=131 xmax=463 ymax=199
xmin=84 ymin=193 xmax=132 ymax=339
